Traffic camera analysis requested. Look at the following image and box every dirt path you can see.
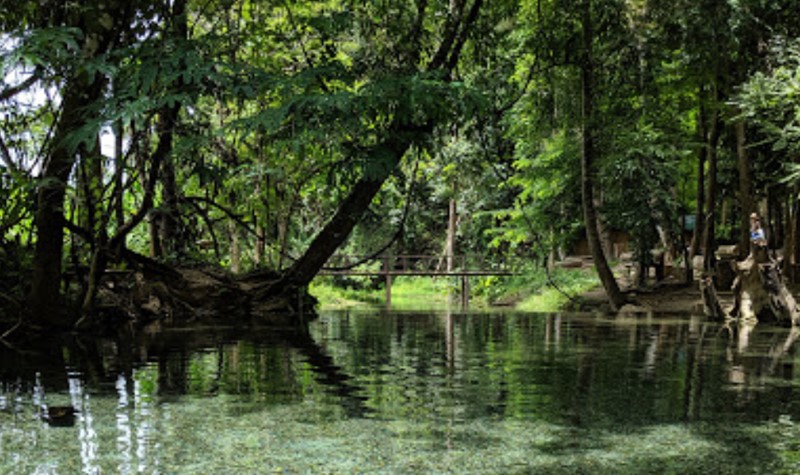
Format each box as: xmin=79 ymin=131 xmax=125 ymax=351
xmin=574 ymin=266 xmax=732 ymax=314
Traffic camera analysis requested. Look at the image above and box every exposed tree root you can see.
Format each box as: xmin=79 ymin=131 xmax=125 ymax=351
xmin=702 ymin=247 xmax=800 ymax=326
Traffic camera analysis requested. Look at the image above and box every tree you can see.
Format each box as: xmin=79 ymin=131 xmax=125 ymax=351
xmin=28 ymin=1 xmax=140 ymax=325
xmin=578 ymin=0 xmax=625 ymax=309
xmin=259 ymin=0 xmax=488 ymax=296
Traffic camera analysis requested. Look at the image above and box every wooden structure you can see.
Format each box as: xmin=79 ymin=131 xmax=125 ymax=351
xmin=318 ymin=254 xmax=518 ymax=308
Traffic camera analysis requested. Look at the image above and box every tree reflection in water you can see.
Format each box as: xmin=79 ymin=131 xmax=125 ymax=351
xmin=1 ymin=313 xmax=800 ymax=473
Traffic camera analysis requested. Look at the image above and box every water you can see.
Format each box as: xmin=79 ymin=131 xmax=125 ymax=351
xmin=3 ymin=310 xmax=800 ymax=474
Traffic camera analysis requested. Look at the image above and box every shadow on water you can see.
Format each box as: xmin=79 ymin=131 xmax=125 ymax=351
xmin=0 ymin=321 xmax=371 ymax=419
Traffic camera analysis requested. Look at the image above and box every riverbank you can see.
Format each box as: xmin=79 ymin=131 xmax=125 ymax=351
xmin=308 ymin=264 xmax=721 ymax=315
xmin=574 ymin=279 xmax=710 ymax=314
xmin=570 ymin=261 xmax=749 ymax=315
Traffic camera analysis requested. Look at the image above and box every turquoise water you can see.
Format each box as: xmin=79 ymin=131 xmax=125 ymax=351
xmin=3 ymin=311 xmax=800 ymax=474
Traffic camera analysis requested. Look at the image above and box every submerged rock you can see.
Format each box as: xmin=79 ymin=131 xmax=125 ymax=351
xmin=41 ymin=405 xmax=76 ymax=427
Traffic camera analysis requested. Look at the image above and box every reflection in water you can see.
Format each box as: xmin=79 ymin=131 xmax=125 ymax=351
xmin=115 ymin=374 xmax=132 ymax=475
xmin=69 ymin=375 xmax=99 ymax=474
xmin=2 ymin=313 xmax=800 ymax=473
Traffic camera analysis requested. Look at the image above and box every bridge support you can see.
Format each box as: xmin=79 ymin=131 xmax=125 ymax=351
xmin=318 ymin=254 xmax=516 ymax=310
xmin=461 ymin=275 xmax=469 ymax=309
xmin=385 ymin=273 xmax=392 ymax=308
xmin=384 ymin=255 xmax=392 ymax=308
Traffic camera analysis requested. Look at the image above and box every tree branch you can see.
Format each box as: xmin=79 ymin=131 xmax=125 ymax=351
xmin=184 ymin=195 xmax=257 ymax=237
xmin=0 ymin=134 xmax=21 ymax=176
xmin=428 ymin=0 xmax=467 ymax=71
xmin=107 ymin=107 xmax=176 ymax=250
xmin=445 ymin=0 xmax=484 ymax=74
xmin=0 ymin=71 xmax=40 ymax=102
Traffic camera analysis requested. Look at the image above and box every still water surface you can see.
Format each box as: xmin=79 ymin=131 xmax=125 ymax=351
xmin=3 ymin=310 xmax=800 ymax=474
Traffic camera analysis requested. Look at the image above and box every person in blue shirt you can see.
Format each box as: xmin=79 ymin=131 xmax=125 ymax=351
xmin=750 ymin=212 xmax=767 ymax=248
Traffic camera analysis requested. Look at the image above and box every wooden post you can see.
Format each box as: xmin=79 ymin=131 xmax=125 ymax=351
xmin=461 ymin=275 xmax=469 ymax=309
xmin=384 ymin=255 xmax=392 ymax=308
xmin=447 ymin=199 xmax=456 ymax=272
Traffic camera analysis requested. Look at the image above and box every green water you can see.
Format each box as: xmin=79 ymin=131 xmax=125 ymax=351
xmin=3 ymin=311 xmax=800 ymax=474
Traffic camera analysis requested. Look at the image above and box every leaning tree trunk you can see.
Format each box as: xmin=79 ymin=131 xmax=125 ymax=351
xmin=254 ymin=0 xmax=484 ymax=301
xmin=580 ymin=0 xmax=625 ymax=311
xmin=269 ymin=138 xmax=411 ymax=294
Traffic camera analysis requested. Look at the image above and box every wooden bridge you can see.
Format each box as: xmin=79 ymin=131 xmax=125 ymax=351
xmin=318 ymin=254 xmax=519 ymax=307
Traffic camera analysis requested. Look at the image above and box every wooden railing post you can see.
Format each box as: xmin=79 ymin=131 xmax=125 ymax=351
xmin=461 ymin=274 xmax=469 ymax=309
xmin=384 ymin=254 xmax=392 ymax=308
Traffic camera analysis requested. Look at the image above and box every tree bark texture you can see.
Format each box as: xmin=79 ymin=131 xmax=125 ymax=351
xmin=702 ymin=105 xmax=721 ymax=272
xmin=580 ymin=0 xmax=625 ymax=311
xmin=736 ymin=119 xmax=753 ymax=257
xmin=30 ymin=72 xmax=106 ymax=326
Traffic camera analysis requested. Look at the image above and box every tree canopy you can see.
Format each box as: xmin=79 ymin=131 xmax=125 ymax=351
xmin=1 ymin=0 xmax=800 ymax=327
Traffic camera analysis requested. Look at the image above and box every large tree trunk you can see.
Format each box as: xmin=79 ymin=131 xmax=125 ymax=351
xmin=29 ymin=2 xmax=136 ymax=326
xmin=160 ymin=157 xmax=182 ymax=256
xmin=30 ymin=75 xmax=105 ymax=326
xmin=156 ymin=0 xmax=188 ymax=259
xmin=256 ymin=0 xmax=483 ymax=299
xmin=273 ymin=138 xmax=411 ymax=292
xmin=580 ymin=0 xmax=625 ymax=311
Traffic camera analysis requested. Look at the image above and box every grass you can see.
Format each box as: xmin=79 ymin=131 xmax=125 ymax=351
xmin=310 ymin=275 xmax=459 ymax=311
xmin=310 ymin=267 xmax=601 ymax=313
xmin=513 ymin=268 xmax=601 ymax=312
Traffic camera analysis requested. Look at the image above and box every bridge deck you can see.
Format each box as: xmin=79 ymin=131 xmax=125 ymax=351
xmin=318 ymin=254 xmax=518 ymax=307
xmin=318 ymin=270 xmax=517 ymax=277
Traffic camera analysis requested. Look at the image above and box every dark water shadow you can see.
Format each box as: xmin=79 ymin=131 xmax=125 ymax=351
xmin=0 ymin=322 xmax=371 ymax=418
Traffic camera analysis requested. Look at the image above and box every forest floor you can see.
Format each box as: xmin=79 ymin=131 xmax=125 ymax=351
xmin=573 ymin=264 xmax=732 ymax=314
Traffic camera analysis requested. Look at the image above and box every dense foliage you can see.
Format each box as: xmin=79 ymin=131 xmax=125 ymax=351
xmin=1 ymin=0 xmax=800 ymax=325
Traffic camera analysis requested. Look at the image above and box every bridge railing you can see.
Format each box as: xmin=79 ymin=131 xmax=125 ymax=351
xmin=319 ymin=254 xmax=518 ymax=276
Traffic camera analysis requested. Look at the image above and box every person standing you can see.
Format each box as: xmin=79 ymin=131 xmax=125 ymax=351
xmin=749 ymin=213 xmax=767 ymax=248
